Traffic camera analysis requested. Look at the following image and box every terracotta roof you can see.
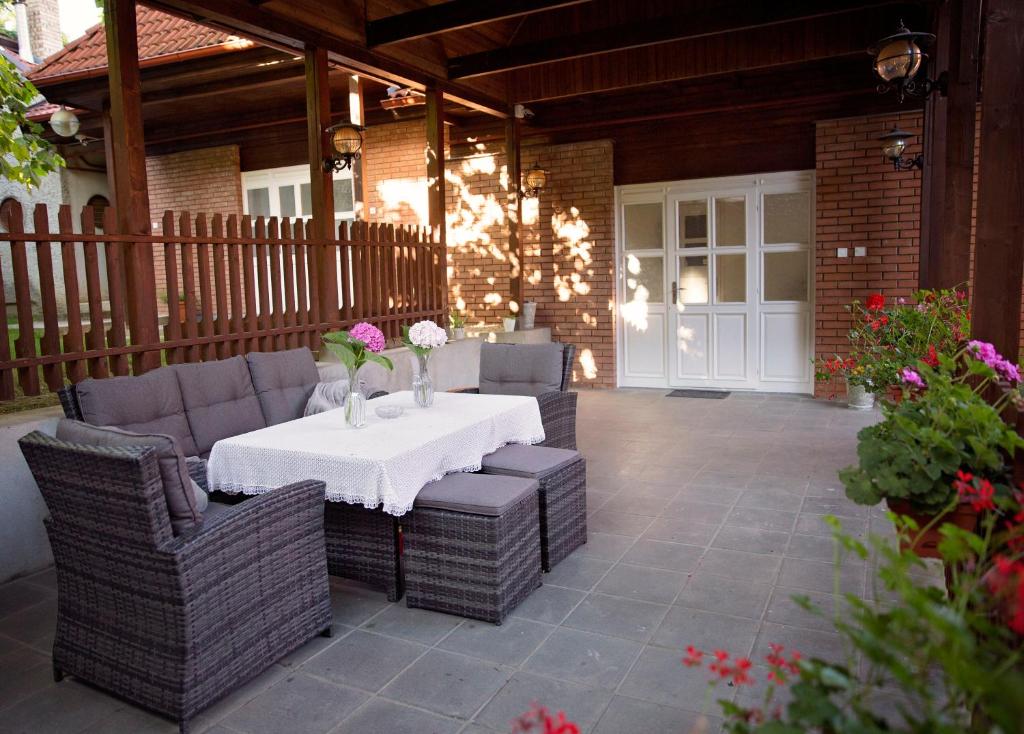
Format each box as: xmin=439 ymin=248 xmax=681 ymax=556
xmin=1 ymin=45 xmax=36 ymax=75
xmin=28 ymin=5 xmax=253 ymax=82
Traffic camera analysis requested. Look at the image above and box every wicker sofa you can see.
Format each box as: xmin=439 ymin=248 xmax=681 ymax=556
xmin=18 ymin=430 xmax=332 ymax=734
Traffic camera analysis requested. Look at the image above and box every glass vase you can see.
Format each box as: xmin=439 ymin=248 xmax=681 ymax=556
xmin=345 ymin=365 xmax=367 ymax=428
xmin=412 ymin=352 xmax=434 ymax=408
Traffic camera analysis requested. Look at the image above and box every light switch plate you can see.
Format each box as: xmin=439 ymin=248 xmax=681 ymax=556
xmin=854 ymin=246 xmax=867 ymax=257
xmin=837 ymin=247 xmax=848 ymax=258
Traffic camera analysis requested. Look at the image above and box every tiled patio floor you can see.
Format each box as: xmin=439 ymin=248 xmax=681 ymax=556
xmin=0 ymin=389 xmax=899 ymax=734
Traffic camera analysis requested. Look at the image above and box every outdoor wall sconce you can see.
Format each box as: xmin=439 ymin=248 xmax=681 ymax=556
xmin=879 ymin=127 xmax=924 ymax=171
xmin=323 ymin=123 xmax=363 ymax=172
xmin=523 ymin=163 xmax=549 ymax=198
xmin=49 ymin=105 xmax=80 ymax=138
xmin=868 ymin=21 xmax=946 ymax=103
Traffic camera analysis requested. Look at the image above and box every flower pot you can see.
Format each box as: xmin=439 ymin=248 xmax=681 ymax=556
xmin=846 ymin=382 xmax=874 ymax=411
xmin=453 ymin=327 xmax=465 ymax=340
xmin=521 ymin=301 xmax=537 ymax=330
xmin=503 ymin=317 xmax=517 ymax=333
xmin=884 ymin=384 xmax=904 ymax=405
xmin=886 ymin=498 xmax=979 ymax=559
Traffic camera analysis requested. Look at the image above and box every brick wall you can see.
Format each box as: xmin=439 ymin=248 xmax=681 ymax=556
xmin=814 ymin=111 xmax=923 ymax=397
xmin=360 ymin=123 xmax=616 ymax=387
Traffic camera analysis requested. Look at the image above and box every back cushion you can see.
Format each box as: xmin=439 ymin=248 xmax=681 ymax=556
xmin=75 ymin=367 xmax=198 ymax=457
xmin=173 ymin=356 xmax=267 ymax=457
xmin=246 ymin=347 xmax=321 ymax=425
xmin=55 ymin=419 xmax=207 ymax=536
xmin=479 ymin=343 xmax=564 ymax=397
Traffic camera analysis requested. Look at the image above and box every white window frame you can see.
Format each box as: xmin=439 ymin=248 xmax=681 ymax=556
xmin=241 ymin=163 xmax=355 ymax=227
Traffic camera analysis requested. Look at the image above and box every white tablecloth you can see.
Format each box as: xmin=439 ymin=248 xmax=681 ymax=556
xmin=206 ymin=391 xmax=545 ymax=516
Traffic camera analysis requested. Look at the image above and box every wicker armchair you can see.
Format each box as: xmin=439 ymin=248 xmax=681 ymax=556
xmin=455 ymin=342 xmax=577 ymax=450
xmin=18 ymin=431 xmax=332 ymax=734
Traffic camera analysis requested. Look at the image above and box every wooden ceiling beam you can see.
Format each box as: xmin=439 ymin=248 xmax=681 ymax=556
xmin=366 ymin=0 xmax=590 ymax=47
xmin=449 ymin=0 xmax=912 ymax=79
xmin=147 ymin=0 xmax=509 ymax=116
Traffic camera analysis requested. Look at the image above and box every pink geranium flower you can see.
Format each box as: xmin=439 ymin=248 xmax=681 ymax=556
xmin=900 ymin=367 xmax=925 ymax=389
xmin=348 ymin=322 xmax=386 ymax=353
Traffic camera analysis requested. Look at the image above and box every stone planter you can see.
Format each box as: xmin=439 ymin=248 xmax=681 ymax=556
xmin=503 ymin=317 xmax=517 ymax=333
xmin=846 ymin=382 xmax=874 ymax=410
xmin=452 ymin=327 xmax=465 ymax=340
xmin=521 ymin=302 xmax=537 ymax=330
xmin=886 ymin=498 xmax=979 ymax=559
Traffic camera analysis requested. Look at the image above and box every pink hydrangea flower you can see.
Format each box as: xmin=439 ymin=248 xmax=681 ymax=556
xmin=348 ymin=322 xmax=386 ymax=353
xmin=900 ymin=367 xmax=925 ymax=389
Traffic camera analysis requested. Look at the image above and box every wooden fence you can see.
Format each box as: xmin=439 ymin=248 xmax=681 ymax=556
xmin=0 ymin=201 xmax=447 ymax=402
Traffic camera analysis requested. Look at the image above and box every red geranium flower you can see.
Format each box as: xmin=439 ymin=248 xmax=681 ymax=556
xmin=866 ymin=293 xmax=885 ymax=311
xmin=923 ymin=344 xmax=939 ymax=367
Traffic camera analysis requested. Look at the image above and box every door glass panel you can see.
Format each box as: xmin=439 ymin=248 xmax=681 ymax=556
xmin=624 ymin=203 xmax=663 ymax=250
xmin=333 ymin=178 xmax=354 ymax=213
xmin=764 ymin=192 xmax=810 ymax=244
xmin=714 ymin=197 xmax=745 ymax=246
xmin=764 ymin=251 xmax=809 ymax=301
xmin=625 ymin=254 xmax=664 ymax=303
xmin=278 ymin=185 xmax=296 ymax=218
xmin=300 ymin=183 xmax=313 ymax=217
xmin=678 ymin=255 xmax=709 ymax=304
xmin=715 ymin=254 xmax=746 ymax=303
xmin=246 ymin=187 xmax=271 ymax=217
xmin=678 ymin=200 xmax=708 ymax=248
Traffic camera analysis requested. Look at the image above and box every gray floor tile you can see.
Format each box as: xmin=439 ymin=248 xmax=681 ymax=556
xmin=328 ymin=581 xmax=391 ymax=627
xmin=754 ymin=622 xmax=847 ymax=665
xmin=301 ymin=630 xmax=426 ymax=692
xmin=594 ymin=563 xmax=686 ymax=605
xmin=222 ymin=673 xmax=367 ymax=734
xmin=523 ymin=628 xmax=641 ymax=689
xmin=576 ymin=532 xmax=635 ymax=562
xmin=601 ymin=492 xmax=676 ymax=517
xmin=362 ymin=604 xmax=462 ymax=645
xmin=777 ymin=557 xmax=866 ymax=596
xmin=438 ymin=618 xmax=554 ymax=666
xmin=511 ymin=584 xmax=586 ymax=625
xmin=698 ymin=548 xmax=781 ymax=583
xmin=711 ymin=525 xmax=790 ymax=555
xmin=795 ymin=513 xmax=867 ymax=539
xmin=642 ymin=518 xmax=719 ymax=546
xmin=660 ymin=499 xmax=731 ymax=524
xmin=542 ymin=556 xmax=614 ymax=591
xmin=0 ymin=581 xmax=54 ymax=621
xmin=618 ymin=645 xmax=727 ymax=709
xmin=0 ymin=680 xmax=124 ymax=734
xmin=0 ymin=644 xmax=54 ymax=712
xmin=620 ymin=539 xmax=703 ymax=572
xmin=764 ymin=588 xmax=842 ymax=632
xmin=0 ymin=599 xmax=56 ymax=650
xmin=675 ymin=573 xmax=772 ymax=620
xmin=801 ymin=495 xmax=871 ymax=518
xmin=79 ymin=705 xmax=179 ymax=733
xmin=279 ymin=628 xmax=353 ymax=669
xmin=785 ymin=533 xmax=841 ymax=563
xmin=592 ymin=695 xmax=717 ymax=734
xmin=586 ymin=510 xmax=655 ymax=537
xmin=333 ymin=698 xmax=462 ymax=734
xmin=735 ymin=488 xmax=804 ymax=512
xmin=673 ymin=484 xmax=743 ymax=505
xmin=651 ymin=606 xmax=759 ymax=655
xmin=726 ymin=506 xmax=797 ymax=533
xmin=381 ymin=650 xmax=512 ymax=720
xmin=562 ymin=593 xmax=668 ymax=642
xmin=474 ymin=672 xmax=612 ymax=733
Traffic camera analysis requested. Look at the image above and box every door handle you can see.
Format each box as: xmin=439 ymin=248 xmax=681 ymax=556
xmin=671 ymin=281 xmax=678 ymax=303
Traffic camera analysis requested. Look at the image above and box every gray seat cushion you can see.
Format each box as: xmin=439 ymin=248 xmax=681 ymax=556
xmin=481 ymin=444 xmax=581 ymax=478
xmin=55 ymin=419 xmax=208 ymax=536
xmin=74 ymin=367 xmax=199 ymax=457
xmin=478 ymin=343 xmax=563 ymax=397
xmin=247 ymin=347 xmax=322 ymax=425
xmin=173 ymin=356 xmax=267 ymax=457
xmin=415 ymin=473 xmax=538 ymax=517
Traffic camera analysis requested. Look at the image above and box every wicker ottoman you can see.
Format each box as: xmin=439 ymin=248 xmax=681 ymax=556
xmin=404 ymin=473 xmax=542 ymax=624
xmin=480 ymin=445 xmax=586 ymax=571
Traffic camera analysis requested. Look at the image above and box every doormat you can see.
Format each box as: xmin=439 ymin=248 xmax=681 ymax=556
xmin=667 ymin=389 xmax=730 ymax=399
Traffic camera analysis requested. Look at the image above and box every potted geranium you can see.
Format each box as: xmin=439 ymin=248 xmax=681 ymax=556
xmin=839 ymin=341 xmax=1024 ymax=556
xmin=503 ymin=310 xmax=518 ymax=333
xmin=321 ymin=323 xmax=393 ymax=428
xmin=449 ymin=310 xmax=466 ymax=340
xmin=402 ymin=320 xmax=448 ymax=408
xmin=815 ymin=354 xmax=873 ymax=409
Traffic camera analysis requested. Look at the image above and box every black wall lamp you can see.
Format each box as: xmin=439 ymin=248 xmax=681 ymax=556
xmin=523 ymin=163 xmax=548 ymax=198
xmin=879 ymin=127 xmax=924 ymax=171
xmin=868 ymin=21 xmax=947 ymax=103
xmin=323 ymin=123 xmax=363 ymax=172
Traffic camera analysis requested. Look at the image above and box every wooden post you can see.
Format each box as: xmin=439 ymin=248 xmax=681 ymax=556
xmin=349 ymin=75 xmax=370 ymax=221
xmin=425 ymin=87 xmax=448 ymax=316
xmin=506 ymin=117 xmax=524 ymax=309
xmin=972 ymin=0 xmax=1024 ymax=360
xmin=104 ymin=0 xmax=159 ymax=372
xmin=304 ymin=45 xmax=339 ymax=321
xmin=919 ymin=0 xmax=981 ymax=290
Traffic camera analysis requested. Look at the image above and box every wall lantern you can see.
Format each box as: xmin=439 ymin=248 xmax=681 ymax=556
xmin=49 ymin=105 xmax=80 ymax=138
xmin=523 ymin=163 xmax=548 ymax=198
xmin=879 ymin=127 xmax=923 ymax=171
xmin=323 ymin=123 xmax=363 ymax=172
xmin=868 ymin=21 xmax=946 ymax=103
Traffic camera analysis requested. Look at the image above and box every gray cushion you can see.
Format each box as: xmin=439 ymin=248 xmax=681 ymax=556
xmin=173 ymin=356 xmax=267 ymax=457
xmin=55 ymin=419 xmax=207 ymax=535
xmin=304 ymin=379 xmax=349 ymax=417
xmin=478 ymin=343 xmax=563 ymax=397
xmin=481 ymin=444 xmax=581 ymax=478
xmin=74 ymin=367 xmax=199 ymax=457
xmin=247 ymin=348 xmax=322 ymax=425
xmin=415 ymin=473 xmax=538 ymax=517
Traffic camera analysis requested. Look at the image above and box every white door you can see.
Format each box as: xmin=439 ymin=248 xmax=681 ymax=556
xmin=616 ymin=172 xmax=814 ymax=393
